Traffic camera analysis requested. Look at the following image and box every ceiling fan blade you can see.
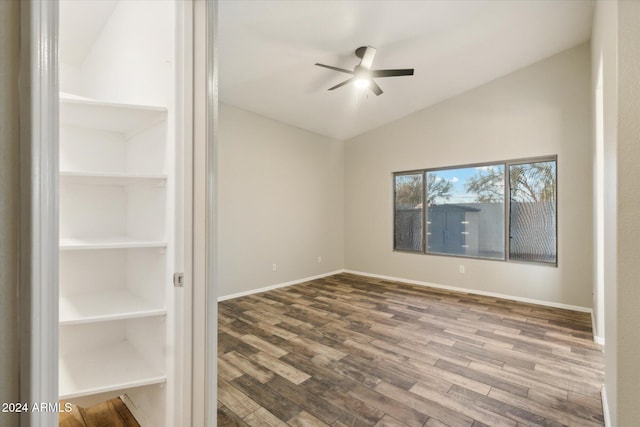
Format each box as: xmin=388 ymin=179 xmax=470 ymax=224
xmin=360 ymin=46 xmax=377 ymax=70
xmin=371 ymin=69 xmax=414 ymax=78
xmin=369 ymin=80 xmax=383 ymax=96
xmin=328 ymin=78 xmax=353 ymax=91
xmin=315 ymin=63 xmax=354 ymax=74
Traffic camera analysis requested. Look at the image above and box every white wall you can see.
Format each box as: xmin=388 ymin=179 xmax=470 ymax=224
xmin=218 ymin=104 xmax=344 ymax=298
xmin=615 ymin=2 xmax=640 ymax=424
xmin=344 ymin=44 xmax=593 ymax=308
xmin=592 ymin=3 xmax=640 ymax=424
xmin=0 ymin=2 xmax=21 ymax=425
xmin=59 ymin=62 xmax=83 ymax=95
xmin=61 ymin=0 xmax=174 ymax=107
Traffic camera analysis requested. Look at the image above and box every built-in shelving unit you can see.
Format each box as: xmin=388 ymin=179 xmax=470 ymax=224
xmin=58 ymin=94 xmax=172 ymax=409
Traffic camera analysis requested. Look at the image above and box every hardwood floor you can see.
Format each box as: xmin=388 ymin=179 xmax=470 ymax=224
xmin=59 ymin=398 xmax=140 ymax=427
xmin=218 ymin=273 xmax=604 ymax=427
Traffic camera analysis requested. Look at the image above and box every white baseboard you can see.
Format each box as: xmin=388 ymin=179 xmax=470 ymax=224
xmin=590 ymin=309 xmax=605 ymax=345
xmin=219 ymin=269 xmax=593 ymax=315
xmin=592 ymin=315 xmax=605 ymax=346
xmin=343 ymin=269 xmax=593 ymax=313
xmin=217 ymin=270 xmax=344 ymax=301
xmin=601 ymin=385 xmax=611 ymax=427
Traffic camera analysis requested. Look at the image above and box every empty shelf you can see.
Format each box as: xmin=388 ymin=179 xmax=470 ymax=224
xmin=60 ymin=237 xmax=167 ymax=251
xmin=59 ymin=340 xmax=166 ymax=399
xmin=60 ymin=290 xmax=166 ymax=325
xmin=60 ymin=172 xmax=167 ymax=186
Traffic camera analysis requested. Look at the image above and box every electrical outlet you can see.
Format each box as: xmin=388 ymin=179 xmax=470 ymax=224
xmin=317 ymin=256 xmax=322 ymax=263
xmin=458 ymin=265 xmax=465 ymax=274
xmin=272 ymin=263 xmax=277 ymax=272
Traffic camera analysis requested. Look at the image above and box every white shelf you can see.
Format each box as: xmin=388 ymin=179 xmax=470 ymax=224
xmin=60 ymin=290 xmax=166 ymax=325
xmin=60 ymin=96 xmax=166 ymax=135
xmin=60 ymin=237 xmax=167 ymax=251
xmin=60 ymin=171 xmax=167 ymax=186
xmin=59 ymin=340 xmax=166 ymax=400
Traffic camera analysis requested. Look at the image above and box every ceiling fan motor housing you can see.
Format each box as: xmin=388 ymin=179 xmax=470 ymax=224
xmin=355 ymin=46 xmax=369 ymax=59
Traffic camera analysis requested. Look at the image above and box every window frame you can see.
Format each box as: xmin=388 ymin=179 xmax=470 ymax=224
xmin=393 ymin=170 xmax=426 ymax=254
xmin=506 ymin=157 xmax=558 ymax=266
xmin=392 ymin=155 xmax=558 ymax=266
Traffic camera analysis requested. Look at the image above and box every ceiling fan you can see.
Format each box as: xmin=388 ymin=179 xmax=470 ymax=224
xmin=315 ymin=46 xmax=414 ymax=96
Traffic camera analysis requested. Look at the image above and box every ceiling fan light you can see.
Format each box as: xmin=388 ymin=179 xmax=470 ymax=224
xmin=354 ymin=78 xmax=370 ymax=88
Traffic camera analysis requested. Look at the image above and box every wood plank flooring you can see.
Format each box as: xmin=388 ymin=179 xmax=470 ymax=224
xmin=59 ymin=398 xmax=140 ymax=427
xmin=218 ymin=273 xmax=604 ymax=427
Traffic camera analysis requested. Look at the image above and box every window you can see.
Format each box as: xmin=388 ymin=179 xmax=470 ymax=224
xmin=426 ymin=165 xmax=505 ymax=260
xmin=393 ymin=157 xmax=557 ymax=265
xmin=394 ymin=173 xmax=424 ymax=252
xmin=508 ymin=160 xmax=557 ymax=263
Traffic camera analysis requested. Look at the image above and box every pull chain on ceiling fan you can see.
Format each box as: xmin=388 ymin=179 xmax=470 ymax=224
xmin=315 ymin=46 xmax=414 ymax=96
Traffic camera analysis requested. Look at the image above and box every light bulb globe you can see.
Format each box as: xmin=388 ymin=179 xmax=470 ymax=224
xmin=354 ymin=78 xmax=370 ymax=89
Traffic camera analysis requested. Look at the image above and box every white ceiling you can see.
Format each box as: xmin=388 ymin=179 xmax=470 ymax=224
xmin=219 ymin=0 xmax=594 ymax=140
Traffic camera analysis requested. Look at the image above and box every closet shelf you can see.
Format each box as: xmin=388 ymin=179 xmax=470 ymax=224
xmin=60 ymin=237 xmax=167 ymax=251
xmin=60 ymin=290 xmax=166 ymax=325
xmin=59 ymin=340 xmax=166 ymax=400
xmin=60 ymin=96 xmax=167 ymax=135
xmin=60 ymin=171 xmax=167 ymax=186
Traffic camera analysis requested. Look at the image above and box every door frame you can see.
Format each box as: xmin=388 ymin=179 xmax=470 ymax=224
xmin=20 ymin=0 xmax=59 ymax=425
xmin=24 ymin=0 xmax=210 ymax=425
xmin=191 ymin=0 xmax=218 ymax=425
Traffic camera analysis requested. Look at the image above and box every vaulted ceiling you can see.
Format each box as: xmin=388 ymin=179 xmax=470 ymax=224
xmin=219 ymin=0 xmax=594 ymax=140
xmin=59 ymin=0 xmax=594 ymax=141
